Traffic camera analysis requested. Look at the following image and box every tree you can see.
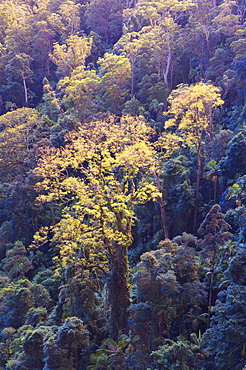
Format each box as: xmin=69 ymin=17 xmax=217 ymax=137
xmin=231 ymin=24 xmax=246 ymax=63
xmin=57 ymin=66 xmax=100 ymax=124
xmin=31 ymin=21 xmax=55 ymax=76
xmin=204 ymin=160 xmax=220 ymax=203
xmin=85 ymin=0 xmax=126 ymax=45
xmin=202 ymin=246 xmax=246 ymax=370
xmin=220 ymin=131 xmax=246 ymax=185
xmin=4 ymin=53 xmax=33 ymax=106
xmin=185 ymin=0 xmax=241 ymax=90
xmin=0 ymin=0 xmax=18 ymax=42
xmin=128 ymin=238 xmax=206 ymax=360
xmin=150 ymin=340 xmax=196 ymax=370
xmin=212 ymin=0 xmax=240 ymax=39
xmin=41 ymin=77 xmax=62 ymax=122
xmin=140 ymin=22 xmax=182 ymax=87
xmin=123 ymin=0 xmax=196 ymax=87
xmin=152 ymin=130 xmax=184 ymax=239
xmin=1 ymin=241 xmax=33 ymax=280
xmin=153 ymin=154 xmax=194 ymax=237
xmin=43 ymin=317 xmax=89 ymax=370
xmin=49 ymin=34 xmax=92 ymax=76
xmin=98 ymin=53 xmax=131 ymax=114
xmin=0 ymin=278 xmax=51 ymax=330
xmin=114 ymin=31 xmax=143 ymax=97
xmin=0 ymin=1 xmax=33 ymax=54
xmin=0 ymin=108 xmax=49 ymax=181
xmin=185 ymin=0 xmax=218 ymax=75
xmin=164 ymin=81 xmax=224 ymax=230
xmin=198 ymin=204 xmax=232 ymax=324
xmin=58 ymin=0 xmax=81 ymax=37
xmin=33 ymin=115 xmax=160 ymax=340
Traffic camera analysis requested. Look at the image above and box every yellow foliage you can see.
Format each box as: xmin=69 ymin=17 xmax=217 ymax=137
xmin=34 ymin=115 xmax=160 ymax=270
xmin=0 ymin=108 xmax=45 ymax=180
xmin=164 ymin=82 xmax=224 ymax=148
xmin=49 ymin=34 xmax=92 ymax=75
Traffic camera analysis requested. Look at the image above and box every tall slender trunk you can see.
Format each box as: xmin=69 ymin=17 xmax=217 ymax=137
xmin=154 ymin=171 xmax=169 ymax=239
xmin=204 ymin=28 xmax=211 ymax=60
xmin=193 ymin=142 xmax=202 ymax=231
xmin=212 ymin=174 xmax=221 ymax=204
xmin=131 ymin=63 xmax=134 ymax=98
xmin=163 ymin=32 xmax=171 ymax=87
xmin=207 ymin=246 xmax=216 ymax=327
xmin=129 ymin=55 xmax=137 ymax=98
xmin=21 ymin=71 xmax=28 ymax=107
xmin=207 ymin=105 xmax=214 ymax=142
xmin=108 ymin=244 xmax=130 ymax=340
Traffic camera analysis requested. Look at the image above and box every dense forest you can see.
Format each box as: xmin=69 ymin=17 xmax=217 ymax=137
xmin=0 ymin=0 xmax=246 ymax=369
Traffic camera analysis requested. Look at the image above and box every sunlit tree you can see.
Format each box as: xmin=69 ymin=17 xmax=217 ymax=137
xmin=0 ymin=108 xmax=48 ymax=180
xmin=33 ymin=115 xmax=160 ymax=339
xmin=49 ymin=34 xmax=92 ymax=76
xmin=164 ymin=81 xmax=224 ymax=229
xmin=98 ymin=53 xmax=131 ymax=114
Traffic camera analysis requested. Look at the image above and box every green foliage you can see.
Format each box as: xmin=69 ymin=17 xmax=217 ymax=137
xmin=43 ymin=317 xmax=89 ymax=370
xmin=148 ymin=82 xmax=169 ymax=104
xmin=158 ymin=155 xmax=195 ymax=236
xmin=226 ymin=105 xmax=246 ymax=131
xmin=220 ymin=131 xmax=246 ymax=183
xmin=4 ymin=53 xmax=33 ymax=106
xmin=122 ymin=97 xmax=141 ymax=116
xmin=228 ymin=245 xmax=246 ymax=286
xmin=32 ymin=269 xmax=61 ymax=302
xmin=198 ymin=204 xmax=233 ymax=316
xmin=198 ymin=204 xmax=231 ymax=236
xmin=172 ymin=232 xmax=198 ymax=249
xmin=0 ymin=107 xmax=51 ymax=181
xmin=129 ymin=239 xmax=207 ymax=354
xmin=5 ymin=324 xmax=34 ymax=370
xmin=226 ymin=177 xmax=246 ymax=217
xmin=227 ymin=183 xmax=246 ymax=205
xmin=58 ymin=66 xmax=100 ymax=123
xmin=0 ymin=278 xmax=51 ymax=329
xmin=0 ymin=221 xmax=12 ymax=260
xmin=211 ymin=129 xmax=233 ymax=163
xmin=85 ymin=0 xmax=125 ymax=45
xmin=88 ymin=335 xmax=134 ymax=370
xmin=39 ymin=78 xmax=62 ymax=122
xmin=98 ymin=53 xmax=131 ymax=114
xmin=1 ymin=241 xmax=33 ymax=280
xmin=3 ymin=317 xmax=89 ymax=370
xmin=25 ymin=307 xmax=48 ymax=327
xmin=202 ymin=283 xmax=246 ymax=370
xmin=225 ymin=205 xmax=246 ymax=234
xmin=150 ymin=340 xmax=196 ymax=370
xmin=49 ymin=34 xmax=92 ymax=76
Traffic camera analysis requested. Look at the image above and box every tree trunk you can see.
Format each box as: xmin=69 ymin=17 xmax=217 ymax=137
xmin=207 ymin=246 xmax=216 ymax=327
xmin=207 ymin=104 xmax=214 ymax=142
xmin=163 ymin=32 xmax=171 ymax=87
xmin=154 ymin=171 xmax=169 ymax=239
xmin=129 ymin=55 xmax=137 ymax=98
xmin=193 ymin=142 xmax=202 ymax=231
xmin=108 ymin=245 xmax=130 ymax=340
xmin=131 ymin=62 xmax=134 ymax=98
xmin=204 ymin=28 xmax=211 ymax=60
xmin=21 ymin=71 xmax=28 ymax=107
